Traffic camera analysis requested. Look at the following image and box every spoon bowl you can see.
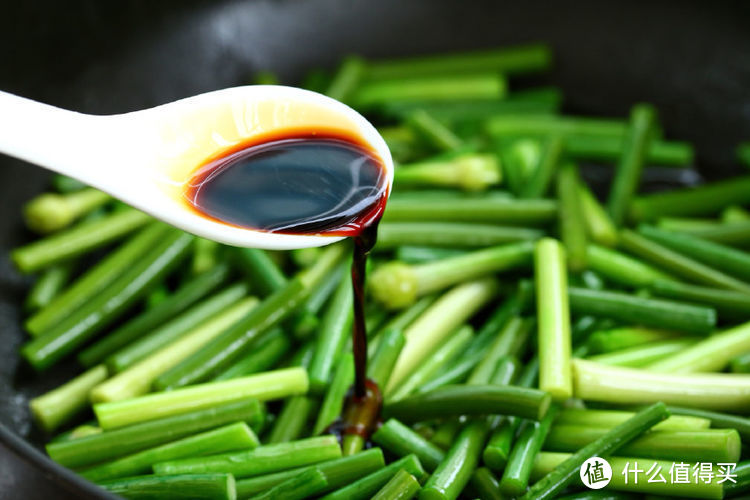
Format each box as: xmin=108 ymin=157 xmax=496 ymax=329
xmin=0 ymin=86 xmax=393 ymax=249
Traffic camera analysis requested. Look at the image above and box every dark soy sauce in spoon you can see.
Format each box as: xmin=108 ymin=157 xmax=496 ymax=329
xmin=185 ymin=128 xmax=388 ymax=436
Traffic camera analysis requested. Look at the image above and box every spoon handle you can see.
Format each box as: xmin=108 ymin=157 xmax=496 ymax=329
xmin=0 ymin=91 xmax=110 ymax=181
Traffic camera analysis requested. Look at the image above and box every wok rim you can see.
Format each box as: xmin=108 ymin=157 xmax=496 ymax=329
xmin=0 ymin=423 xmax=120 ymax=499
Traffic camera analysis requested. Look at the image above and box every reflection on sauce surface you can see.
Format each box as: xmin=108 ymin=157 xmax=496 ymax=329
xmin=184 ymin=130 xmax=388 ymax=236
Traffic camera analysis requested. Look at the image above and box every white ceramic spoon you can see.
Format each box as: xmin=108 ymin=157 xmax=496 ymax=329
xmin=0 ymin=86 xmax=393 ymax=249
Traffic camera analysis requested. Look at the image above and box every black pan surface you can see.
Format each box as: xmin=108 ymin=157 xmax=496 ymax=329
xmin=1 ymin=0 xmax=749 ymax=498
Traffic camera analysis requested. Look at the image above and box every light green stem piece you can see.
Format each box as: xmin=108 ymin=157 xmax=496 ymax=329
xmin=313 ymin=353 xmax=354 ymax=436
xmin=387 ymin=325 xmax=473 ymax=401
xmin=586 ymin=244 xmax=674 ymax=288
xmin=586 ymin=339 xmax=693 ymax=367
xmin=370 ymin=241 xmax=532 ymax=309
xmin=91 ymin=297 xmax=257 ymax=403
xmin=24 ymin=188 xmax=111 ymax=234
xmin=395 ymin=154 xmax=500 ymax=192
xmin=557 ymin=162 xmax=588 ymax=271
xmin=556 ymin=408 xmax=710 ymax=431
xmin=25 ymin=222 xmax=166 ymax=334
xmin=13 ymin=208 xmax=151 ymax=273
xmin=94 ymin=367 xmax=308 ymax=429
xmin=535 ymin=238 xmax=572 ymax=401
xmin=371 ymin=469 xmax=420 ymax=500
xmin=647 ymin=319 xmax=750 ymax=373
xmin=30 ymin=364 xmax=108 ymax=432
xmin=577 ymin=181 xmax=618 ymax=247
xmin=153 ymin=435 xmax=341 ymax=478
xmin=386 ymin=278 xmax=499 ymax=392
xmin=82 ymin=422 xmax=258 ymax=482
xmin=573 ymin=358 xmax=750 ymax=411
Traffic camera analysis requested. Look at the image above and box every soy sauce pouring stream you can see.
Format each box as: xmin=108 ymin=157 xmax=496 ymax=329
xmin=352 ymin=229 xmax=377 ymax=398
